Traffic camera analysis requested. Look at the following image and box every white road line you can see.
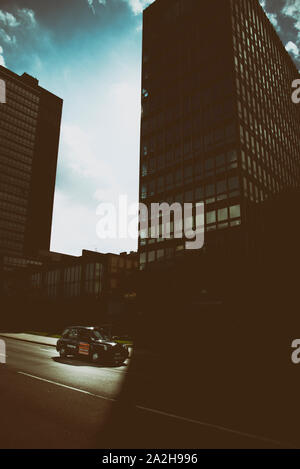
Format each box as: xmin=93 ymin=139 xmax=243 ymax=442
xmin=18 ymin=372 xmax=115 ymax=402
xmin=17 ymin=371 xmax=286 ymax=447
xmin=136 ymin=405 xmax=285 ymax=447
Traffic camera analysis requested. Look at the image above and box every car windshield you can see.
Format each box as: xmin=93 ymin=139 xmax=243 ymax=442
xmin=93 ymin=329 xmax=110 ymax=341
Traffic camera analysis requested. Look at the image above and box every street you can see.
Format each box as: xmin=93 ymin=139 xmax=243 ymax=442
xmin=0 ymin=336 xmax=296 ymax=449
xmin=0 ymin=337 xmax=125 ymax=448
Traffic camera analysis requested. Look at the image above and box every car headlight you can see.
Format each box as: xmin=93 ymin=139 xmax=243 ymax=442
xmin=122 ymin=344 xmax=128 ymax=350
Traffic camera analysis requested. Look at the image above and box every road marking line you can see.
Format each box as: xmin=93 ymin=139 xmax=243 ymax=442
xmin=16 ymin=372 xmax=287 ymax=447
xmin=18 ymin=372 xmax=115 ymax=402
xmin=135 ymin=405 xmax=286 ymax=447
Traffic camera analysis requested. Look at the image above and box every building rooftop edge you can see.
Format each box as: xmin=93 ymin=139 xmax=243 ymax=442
xmin=0 ymin=64 xmax=63 ymax=102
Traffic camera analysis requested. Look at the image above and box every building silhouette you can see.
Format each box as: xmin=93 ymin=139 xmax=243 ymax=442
xmin=2 ymin=249 xmax=138 ymax=332
xmin=138 ymin=0 xmax=300 ymax=270
xmin=0 ymin=65 xmax=63 ymax=271
xmin=103 ymin=1 xmax=300 ymax=448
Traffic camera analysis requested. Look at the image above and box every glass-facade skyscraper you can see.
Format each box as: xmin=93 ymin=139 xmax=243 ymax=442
xmin=0 ymin=66 xmax=63 ymax=271
xmin=138 ymin=0 xmax=300 ymax=270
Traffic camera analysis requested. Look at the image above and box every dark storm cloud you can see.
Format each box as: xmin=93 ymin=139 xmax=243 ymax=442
xmin=1 ymin=1 xmax=299 ymax=70
xmin=0 ymin=0 xmax=137 ymax=43
xmin=0 ymin=0 xmax=144 ymax=91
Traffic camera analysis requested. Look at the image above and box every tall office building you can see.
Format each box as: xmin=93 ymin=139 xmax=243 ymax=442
xmin=0 ymin=66 xmax=63 ymax=271
xmin=138 ymin=0 xmax=300 ymax=270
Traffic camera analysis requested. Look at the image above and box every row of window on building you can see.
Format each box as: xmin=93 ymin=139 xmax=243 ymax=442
xmin=0 ymin=139 xmax=34 ymax=163
xmin=0 ymin=172 xmax=30 ymax=190
xmin=3 ymin=255 xmax=42 ymax=271
xmin=142 ymin=123 xmax=236 ymax=160
xmin=30 ymin=262 xmax=104 ymax=299
xmin=6 ymin=86 xmax=39 ymax=114
xmin=141 ymin=148 xmax=238 ymax=180
xmin=0 ymin=218 xmax=25 ymax=233
xmin=140 ymin=204 xmax=241 ymax=248
xmin=141 ymin=174 xmax=240 ymax=204
xmin=139 ymin=206 xmax=241 ymax=267
xmin=7 ymin=80 xmax=40 ymax=105
xmin=0 ymin=130 xmax=36 ymax=156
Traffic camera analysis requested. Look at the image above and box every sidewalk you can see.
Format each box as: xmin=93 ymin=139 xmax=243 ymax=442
xmin=0 ymin=332 xmax=58 ymax=347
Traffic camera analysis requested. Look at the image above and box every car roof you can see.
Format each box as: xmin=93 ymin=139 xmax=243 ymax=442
xmin=67 ymin=326 xmax=95 ymax=330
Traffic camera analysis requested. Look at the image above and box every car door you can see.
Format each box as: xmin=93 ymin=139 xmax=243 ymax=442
xmin=77 ymin=330 xmax=92 ymax=358
xmin=65 ymin=328 xmax=79 ymax=355
xmin=59 ymin=328 xmax=70 ymax=349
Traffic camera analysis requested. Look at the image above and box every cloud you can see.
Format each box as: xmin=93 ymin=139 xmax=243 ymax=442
xmin=258 ymin=2 xmax=280 ymax=32
xmin=282 ymin=0 xmax=300 ymax=38
xmin=0 ymin=6 xmax=45 ymax=76
xmin=285 ymin=40 xmax=299 ymax=57
xmin=58 ymin=121 xmax=122 ymax=207
xmin=61 ymin=122 xmax=115 ymax=184
xmin=0 ymin=45 xmax=5 ymax=66
xmin=87 ymin=0 xmax=96 ymax=14
xmin=0 ymin=28 xmax=16 ymax=44
xmin=16 ymin=8 xmax=37 ymax=28
xmin=86 ymin=0 xmax=107 ymax=14
xmin=258 ymin=0 xmax=299 ymax=66
xmin=266 ymin=12 xmax=280 ymax=32
xmin=52 ymin=123 xmax=119 ymax=255
xmin=123 ymin=0 xmax=154 ymax=15
xmin=51 ymin=189 xmax=98 ymax=256
xmin=51 ymin=187 xmax=137 ymax=256
xmin=0 ymin=7 xmax=37 ymax=54
xmin=86 ymin=0 xmax=153 ymax=15
xmin=0 ymin=10 xmax=20 ymax=27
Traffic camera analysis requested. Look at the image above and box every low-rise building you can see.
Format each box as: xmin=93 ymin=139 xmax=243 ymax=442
xmin=1 ymin=249 xmax=138 ymax=332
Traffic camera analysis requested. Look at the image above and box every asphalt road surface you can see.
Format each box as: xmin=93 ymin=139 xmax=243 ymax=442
xmin=0 ymin=337 xmax=295 ymax=449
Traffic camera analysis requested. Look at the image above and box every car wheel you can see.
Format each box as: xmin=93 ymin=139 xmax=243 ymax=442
xmin=115 ymin=360 xmax=124 ymax=367
xmin=59 ymin=347 xmax=67 ymax=358
xmin=91 ymin=350 xmax=99 ymax=363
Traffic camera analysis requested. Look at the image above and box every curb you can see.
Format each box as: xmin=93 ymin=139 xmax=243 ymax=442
xmin=0 ymin=335 xmax=57 ymax=348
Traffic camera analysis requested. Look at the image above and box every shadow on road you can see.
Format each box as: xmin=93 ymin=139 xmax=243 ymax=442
xmin=51 ymin=356 xmax=127 ymax=369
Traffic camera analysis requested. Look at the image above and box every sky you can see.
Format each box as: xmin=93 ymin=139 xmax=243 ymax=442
xmin=0 ymin=0 xmax=299 ymax=257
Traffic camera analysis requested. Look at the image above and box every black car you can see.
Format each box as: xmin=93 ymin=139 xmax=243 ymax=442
xmin=56 ymin=326 xmax=129 ymax=366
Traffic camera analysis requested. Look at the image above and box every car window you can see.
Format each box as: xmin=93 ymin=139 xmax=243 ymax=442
xmin=79 ymin=330 xmax=91 ymax=341
xmin=68 ymin=328 xmax=78 ymax=339
xmin=93 ymin=329 xmax=110 ymax=341
xmin=62 ymin=328 xmax=69 ymax=338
